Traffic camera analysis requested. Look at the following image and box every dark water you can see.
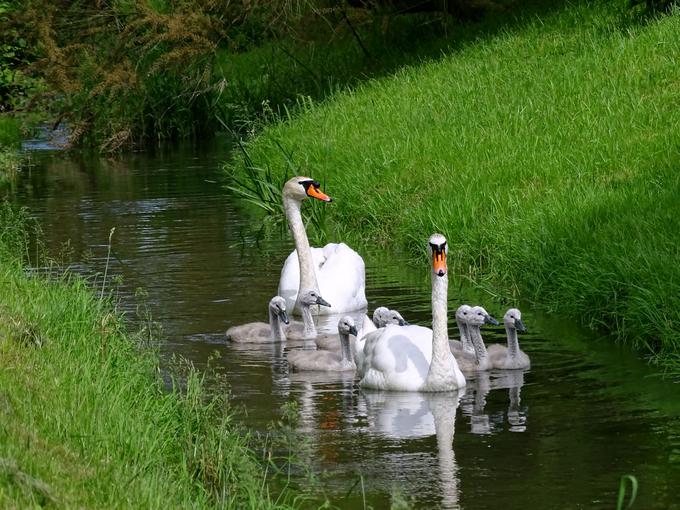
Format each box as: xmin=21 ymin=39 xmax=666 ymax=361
xmin=11 ymin=142 xmax=680 ymax=510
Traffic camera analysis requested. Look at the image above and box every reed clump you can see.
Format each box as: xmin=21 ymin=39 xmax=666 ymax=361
xmin=229 ymin=2 xmax=680 ymax=370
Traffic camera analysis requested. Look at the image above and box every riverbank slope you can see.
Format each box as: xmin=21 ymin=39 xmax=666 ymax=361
xmin=229 ymin=2 xmax=680 ymax=369
xmin=0 ymin=205 xmax=302 ymax=508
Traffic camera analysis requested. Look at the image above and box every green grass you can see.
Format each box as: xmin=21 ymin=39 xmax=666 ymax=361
xmin=228 ymin=2 xmax=680 ymax=369
xmin=0 ymin=204 xmax=306 ymax=508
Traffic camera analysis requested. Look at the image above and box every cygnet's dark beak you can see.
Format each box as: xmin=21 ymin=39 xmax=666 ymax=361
xmin=279 ymin=310 xmax=289 ymax=325
xmin=349 ymin=325 xmax=358 ymax=337
xmin=315 ymin=296 xmax=331 ymax=308
xmin=484 ymin=315 xmax=499 ymax=326
xmin=516 ymin=319 xmax=526 ymax=332
xmin=399 ymin=319 xmax=409 ymax=326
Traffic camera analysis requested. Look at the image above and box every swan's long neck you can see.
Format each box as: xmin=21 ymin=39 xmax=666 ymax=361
xmin=426 ymin=272 xmax=454 ymax=385
xmin=469 ymin=325 xmax=489 ymax=366
xmin=456 ymin=318 xmax=471 ymax=352
xmin=268 ymin=309 xmax=286 ymax=343
xmin=283 ymin=195 xmax=319 ymax=299
xmin=300 ymin=303 xmax=317 ymax=338
xmin=339 ymin=331 xmax=353 ymax=366
xmin=505 ymin=325 xmax=519 ymax=357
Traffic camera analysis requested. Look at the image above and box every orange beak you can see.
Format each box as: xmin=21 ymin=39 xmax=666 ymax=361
xmin=306 ymin=184 xmax=332 ymax=202
xmin=433 ymin=250 xmax=447 ymax=277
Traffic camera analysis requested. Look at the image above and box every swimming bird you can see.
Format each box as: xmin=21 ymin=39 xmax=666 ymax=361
xmin=284 ymin=290 xmax=331 ymax=341
xmin=453 ymin=306 xmax=498 ymax=372
xmin=287 ymin=316 xmax=358 ymax=372
xmin=225 ymin=296 xmax=289 ymax=343
xmin=359 ymin=233 xmax=467 ymax=392
xmin=278 ymin=177 xmax=367 ymax=315
xmin=315 ymin=306 xmax=408 ymax=352
xmin=487 ymin=308 xmax=530 ymax=370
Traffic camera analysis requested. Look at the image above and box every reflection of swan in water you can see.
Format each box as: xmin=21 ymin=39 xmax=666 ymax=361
xmin=456 ymin=371 xmax=493 ymax=435
xmin=490 ymin=369 xmax=528 ymax=432
xmin=362 ymin=391 xmax=462 ymax=509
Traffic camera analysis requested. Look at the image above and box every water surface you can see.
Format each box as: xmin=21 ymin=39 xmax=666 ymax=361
xmin=12 ymin=142 xmax=680 ymax=509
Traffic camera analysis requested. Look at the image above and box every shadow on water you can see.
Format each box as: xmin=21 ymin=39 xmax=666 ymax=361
xmin=11 ymin=141 xmax=680 ymax=509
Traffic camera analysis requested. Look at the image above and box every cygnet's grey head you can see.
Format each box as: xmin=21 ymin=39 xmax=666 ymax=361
xmin=269 ymin=296 xmax=289 ymax=324
xmin=504 ymin=308 xmax=526 ymax=332
xmin=299 ymin=290 xmax=331 ymax=308
xmin=389 ymin=309 xmax=409 ymax=326
xmin=455 ymin=304 xmax=472 ymax=321
xmin=283 ymin=176 xmax=332 ymax=203
xmin=465 ymin=306 xmax=499 ymax=327
xmin=428 ymin=233 xmax=447 ymax=277
xmin=338 ymin=316 xmax=358 ymax=337
xmin=373 ymin=307 xmax=409 ymax=327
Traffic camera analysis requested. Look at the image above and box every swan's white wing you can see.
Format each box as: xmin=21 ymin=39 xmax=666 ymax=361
xmin=359 ymin=324 xmax=433 ymax=391
xmin=353 ymin=314 xmax=376 ymax=372
xmin=317 ymin=243 xmax=367 ymax=314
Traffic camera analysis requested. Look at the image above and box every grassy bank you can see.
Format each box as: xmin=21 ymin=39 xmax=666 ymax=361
xmin=0 ymin=205 xmax=303 ymax=508
xmin=229 ymin=2 xmax=680 ymax=369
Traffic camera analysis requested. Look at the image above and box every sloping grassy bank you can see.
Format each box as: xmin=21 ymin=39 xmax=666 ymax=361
xmin=229 ymin=2 xmax=680 ymax=368
xmin=0 ymin=205 xmax=302 ymax=508
xmin=0 ymin=116 xmax=21 ymax=187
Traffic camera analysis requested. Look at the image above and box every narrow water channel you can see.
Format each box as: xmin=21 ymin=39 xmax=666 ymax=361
xmin=11 ymin=141 xmax=680 ymax=509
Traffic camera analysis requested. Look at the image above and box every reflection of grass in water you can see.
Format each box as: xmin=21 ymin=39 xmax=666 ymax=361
xmin=0 ymin=203 xmax=306 ymax=508
xmin=230 ymin=2 xmax=680 ymax=369
xmin=617 ymin=475 xmax=638 ymax=510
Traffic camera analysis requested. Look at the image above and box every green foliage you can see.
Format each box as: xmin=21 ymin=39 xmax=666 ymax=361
xmin=0 ymin=115 xmax=20 ymax=147
xmin=0 ymin=202 xmax=305 ymax=508
xmin=229 ymin=2 xmax=680 ymax=369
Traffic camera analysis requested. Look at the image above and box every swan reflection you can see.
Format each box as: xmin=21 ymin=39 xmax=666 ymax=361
xmin=362 ymin=390 xmax=462 ymax=510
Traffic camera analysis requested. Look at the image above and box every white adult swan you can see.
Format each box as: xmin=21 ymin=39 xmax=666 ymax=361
xmin=225 ymin=296 xmax=289 ymax=343
xmin=278 ymin=176 xmax=367 ymax=315
xmin=487 ymin=308 xmax=530 ymax=369
xmin=359 ymin=234 xmax=467 ymax=392
xmin=454 ymin=305 xmax=498 ymax=372
xmin=287 ymin=316 xmax=357 ymax=372
xmin=284 ymin=290 xmax=331 ymax=341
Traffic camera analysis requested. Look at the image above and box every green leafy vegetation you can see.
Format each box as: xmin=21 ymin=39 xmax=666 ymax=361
xmin=228 ymin=2 xmax=680 ymax=370
xmin=0 ymin=204 xmax=306 ymax=508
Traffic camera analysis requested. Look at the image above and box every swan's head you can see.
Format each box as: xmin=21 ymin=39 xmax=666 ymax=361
xmin=299 ymin=290 xmax=331 ymax=309
xmin=338 ymin=316 xmax=358 ymax=337
xmin=504 ymin=308 xmax=526 ymax=332
xmin=373 ymin=307 xmax=408 ymax=327
xmin=428 ymin=233 xmax=447 ymax=277
xmin=283 ymin=176 xmax=332 ymax=203
xmin=269 ymin=296 xmax=289 ymax=324
xmin=455 ymin=304 xmax=472 ymax=321
xmin=466 ymin=305 xmax=499 ymax=327
xmin=389 ymin=309 xmax=409 ymax=326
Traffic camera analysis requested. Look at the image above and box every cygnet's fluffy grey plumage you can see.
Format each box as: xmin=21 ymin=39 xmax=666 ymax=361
xmin=453 ymin=306 xmax=498 ymax=372
xmin=487 ymin=308 xmax=530 ymax=369
xmin=287 ymin=316 xmax=358 ymax=372
xmin=226 ymin=296 xmax=289 ymax=343
xmin=284 ymin=290 xmax=331 ymax=341
xmin=449 ymin=304 xmax=472 ymax=353
xmin=315 ymin=306 xmax=408 ymax=352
